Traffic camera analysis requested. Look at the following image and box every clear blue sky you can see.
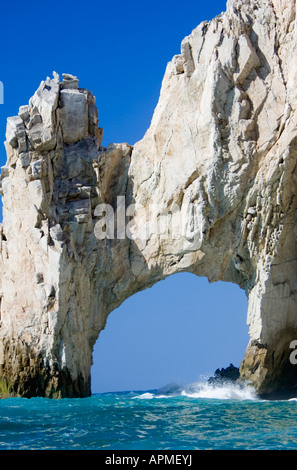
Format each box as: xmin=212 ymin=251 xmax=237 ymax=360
xmin=0 ymin=0 xmax=250 ymax=393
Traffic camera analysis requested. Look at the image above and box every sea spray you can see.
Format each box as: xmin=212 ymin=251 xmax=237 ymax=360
xmin=180 ymin=381 xmax=257 ymax=401
xmin=134 ymin=381 xmax=257 ymax=401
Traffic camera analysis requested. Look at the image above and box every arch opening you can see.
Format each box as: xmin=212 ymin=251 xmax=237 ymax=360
xmin=91 ymin=272 xmax=249 ymax=394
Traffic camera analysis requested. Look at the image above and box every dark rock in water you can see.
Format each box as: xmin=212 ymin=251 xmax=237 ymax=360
xmin=156 ymin=382 xmax=183 ymax=396
xmin=207 ymin=363 xmax=240 ymax=385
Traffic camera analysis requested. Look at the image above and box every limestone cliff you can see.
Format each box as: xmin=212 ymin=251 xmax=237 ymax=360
xmin=1 ymin=0 xmax=297 ymax=399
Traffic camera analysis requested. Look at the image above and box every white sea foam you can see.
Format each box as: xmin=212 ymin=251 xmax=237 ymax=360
xmin=133 ymin=392 xmax=155 ymax=399
xmin=180 ymin=382 xmax=258 ymax=401
xmin=134 ymin=381 xmax=258 ymax=401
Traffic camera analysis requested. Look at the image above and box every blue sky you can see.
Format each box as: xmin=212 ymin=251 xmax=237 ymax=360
xmin=93 ymin=275 xmax=248 ymax=393
xmin=0 ymin=0 xmax=250 ymax=393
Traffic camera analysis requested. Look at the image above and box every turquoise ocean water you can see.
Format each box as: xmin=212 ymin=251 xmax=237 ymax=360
xmin=1 ymin=381 xmax=297 ymax=450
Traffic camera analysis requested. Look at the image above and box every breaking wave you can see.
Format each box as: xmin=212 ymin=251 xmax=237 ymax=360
xmin=180 ymin=382 xmax=257 ymax=400
xmin=134 ymin=380 xmax=258 ymax=401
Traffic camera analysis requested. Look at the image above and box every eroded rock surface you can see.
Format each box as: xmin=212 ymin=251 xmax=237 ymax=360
xmin=0 ymin=73 xmax=133 ymax=397
xmin=1 ymin=0 xmax=297 ymax=398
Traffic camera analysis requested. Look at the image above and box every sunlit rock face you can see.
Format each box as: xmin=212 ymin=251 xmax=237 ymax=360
xmin=0 ymin=73 xmax=133 ymax=398
xmin=1 ymin=0 xmax=297 ymax=399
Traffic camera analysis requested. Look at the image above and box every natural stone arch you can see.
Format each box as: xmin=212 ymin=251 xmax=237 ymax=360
xmin=1 ymin=0 xmax=297 ymax=399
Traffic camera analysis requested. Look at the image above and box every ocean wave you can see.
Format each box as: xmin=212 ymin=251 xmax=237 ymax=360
xmin=180 ymin=382 xmax=257 ymax=400
xmin=133 ymin=393 xmax=156 ymax=400
xmin=133 ymin=393 xmax=172 ymax=400
xmin=133 ymin=381 xmax=257 ymax=401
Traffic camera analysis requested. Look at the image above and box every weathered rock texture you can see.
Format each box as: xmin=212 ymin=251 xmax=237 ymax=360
xmin=1 ymin=0 xmax=297 ymax=399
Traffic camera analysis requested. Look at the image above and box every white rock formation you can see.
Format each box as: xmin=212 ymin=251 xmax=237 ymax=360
xmin=1 ymin=0 xmax=297 ymax=398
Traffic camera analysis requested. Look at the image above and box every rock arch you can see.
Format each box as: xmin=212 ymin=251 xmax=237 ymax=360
xmin=1 ymin=0 xmax=297 ymax=399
